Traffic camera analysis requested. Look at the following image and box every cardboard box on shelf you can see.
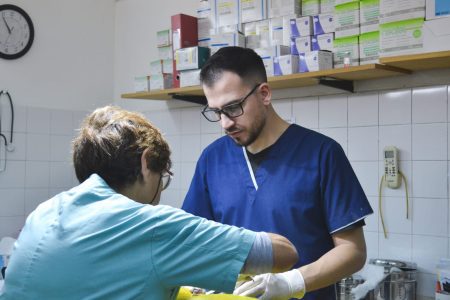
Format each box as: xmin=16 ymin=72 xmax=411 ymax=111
xmin=359 ymin=31 xmax=380 ymax=64
xmin=423 ymin=16 xmax=450 ymax=52
xmin=333 ymin=35 xmax=359 ymax=67
xmin=379 ymin=0 xmax=425 ymax=23
xmin=320 ymin=0 xmax=336 ymax=14
xmin=175 ymin=46 xmax=210 ymax=71
xmin=217 ymin=0 xmax=240 ymax=27
xmin=240 ymin=0 xmax=268 ymax=23
xmin=301 ymin=0 xmax=320 ymax=16
xmin=254 ymin=45 xmax=291 ymax=76
xmin=360 ymin=0 xmax=379 ymax=33
xmin=426 ymin=0 xmax=450 ymax=20
xmin=312 ymin=33 xmax=334 ymax=51
xmin=268 ymin=0 xmax=300 ymax=18
xmin=291 ymin=36 xmax=312 ymax=55
xmin=134 ymin=76 xmax=150 ymax=92
xmin=289 ymin=16 xmax=313 ymax=38
xmin=157 ymin=29 xmax=172 ymax=48
xmin=180 ymin=69 xmax=202 ymax=87
xmin=313 ymin=14 xmax=335 ymax=35
xmin=335 ymin=1 xmax=360 ymax=38
xmin=150 ymin=74 xmax=173 ymax=91
xmin=150 ymin=60 xmax=164 ymax=75
xmin=171 ymin=14 xmax=198 ymax=51
xmin=299 ymin=50 xmax=333 ymax=72
xmin=158 ymin=46 xmax=173 ymax=60
xmin=197 ymin=0 xmax=217 ymax=19
xmin=198 ymin=17 xmax=215 ymax=42
xmin=270 ymin=15 xmax=299 ymax=46
xmin=379 ymin=18 xmax=424 ymax=57
xmin=273 ymin=54 xmax=299 ymax=75
xmin=210 ymin=31 xmax=246 ymax=55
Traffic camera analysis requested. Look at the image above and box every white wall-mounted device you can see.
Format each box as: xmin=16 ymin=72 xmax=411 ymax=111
xmin=383 ymin=146 xmax=400 ymax=189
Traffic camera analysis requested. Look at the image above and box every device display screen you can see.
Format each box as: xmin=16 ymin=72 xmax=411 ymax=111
xmin=385 ymin=151 xmax=394 ymax=159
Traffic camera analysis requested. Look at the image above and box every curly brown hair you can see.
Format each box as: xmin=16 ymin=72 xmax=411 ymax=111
xmin=72 ymin=106 xmax=172 ymax=190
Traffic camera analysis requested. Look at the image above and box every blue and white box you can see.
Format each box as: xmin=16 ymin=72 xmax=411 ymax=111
xmin=289 ymin=16 xmax=313 ymax=38
xmin=313 ymin=14 xmax=335 ymax=35
xmin=312 ymin=33 xmax=334 ymax=51
xmin=274 ymin=54 xmax=299 ymax=75
xmin=299 ymin=50 xmax=333 ymax=72
xmin=254 ymin=45 xmax=291 ymax=76
xmin=291 ymin=36 xmax=312 ymax=55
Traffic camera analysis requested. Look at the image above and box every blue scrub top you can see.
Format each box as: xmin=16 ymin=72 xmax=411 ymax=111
xmin=0 ymin=174 xmax=256 ymax=300
xmin=182 ymin=124 xmax=373 ymax=300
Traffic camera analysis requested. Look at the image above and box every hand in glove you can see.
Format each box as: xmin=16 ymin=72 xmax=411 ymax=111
xmin=233 ymin=269 xmax=305 ymax=300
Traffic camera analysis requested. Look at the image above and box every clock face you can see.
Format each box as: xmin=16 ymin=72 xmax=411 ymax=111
xmin=0 ymin=4 xmax=34 ymax=59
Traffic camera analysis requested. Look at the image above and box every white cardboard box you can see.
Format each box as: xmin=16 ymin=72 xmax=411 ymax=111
xmin=241 ymin=0 xmax=268 ymax=23
xmin=360 ymin=0 xmax=380 ymax=33
xmin=312 ymin=33 xmax=334 ymax=51
xmin=134 ymin=76 xmax=150 ymax=92
xmin=210 ymin=31 xmax=246 ymax=54
xmin=301 ymin=0 xmax=320 ymax=16
xmin=150 ymin=74 xmax=172 ymax=90
xmin=150 ymin=60 xmax=164 ymax=75
xmin=335 ymin=1 xmax=360 ymax=38
xmin=270 ymin=15 xmax=299 ymax=46
xmin=423 ymin=16 xmax=450 ymax=52
xmin=320 ymin=0 xmax=336 ymax=14
xmin=379 ymin=0 xmax=425 ymax=23
xmin=158 ymin=46 xmax=173 ymax=60
xmin=217 ymin=0 xmax=240 ymax=27
xmin=299 ymin=50 xmax=333 ymax=72
xmin=359 ymin=31 xmax=380 ymax=64
xmin=379 ymin=18 xmax=424 ymax=57
xmin=274 ymin=54 xmax=299 ymax=75
xmin=289 ymin=16 xmax=313 ymax=38
xmin=254 ymin=45 xmax=290 ymax=76
xmin=313 ymin=14 xmax=335 ymax=35
xmin=198 ymin=17 xmax=215 ymax=41
xmin=197 ymin=0 xmax=217 ymax=19
xmin=268 ymin=0 xmax=300 ymax=18
xmin=426 ymin=0 xmax=450 ymax=20
xmin=333 ymin=35 xmax=359 ymax=67
xmin=157 ymin=29 xmax=172 ymax=47
xmin=180 ymin=69 xmax=201 ymax=87
xmin=291 ymin=36 xmax=312 ymax=55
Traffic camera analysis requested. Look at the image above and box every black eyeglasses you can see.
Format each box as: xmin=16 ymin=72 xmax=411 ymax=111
xmin=201 ymin=83 xmax=262 ymax=122
xmin=150 ymin=169 xmax=173 ymax=205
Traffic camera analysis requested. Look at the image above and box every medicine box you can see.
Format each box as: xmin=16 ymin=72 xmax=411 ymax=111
xmin=360 ymin=0 xmax=380 ymax=33
xmin=254 ymin=45 xmax=291 ymax=76
xmin=379 ymin=18 xmax=424 ymax=57
xmin=379 ymin=0 xmax=425 ymax=23
xmin=335 ymin=1 xmax=360 ymax=38
xmin=313 ymin=14 xmax=335 ymax=35
xmin=273 ymin=54 xmax=299 ymax=75
xmin=359 ymin=31 xmax=380 ymax=64
xmin=158 ymin=46 xmax=173 ymax=60
xmin=426 ymin=0 xmax=450 ymax=20
xmin=210 ymin=31 xmax=246 ymax=55
xmin=270 ymin=15 xmax=298 ymax=46
xmin=289 ymin=16 xmax=313 ymax=38
xmin=301 ymin=0 xmax=320 ymax=16
xmin=217 ymin=0 xmax=240 ymax=27
xmin=157 ymin=29 xmax=172 ymax=47
xmin=171 ymin=14 xmax=198 ymax=51
xmin=312 ymin=33 xmax=334 ymax=51
xmin=150 ymin=60 xmax=164 ymax=75
xmin=175 ymin=46 xmax=210 ymax=71
xmin=240 ymin=0 xmax=268 ymax=23
xmin=423 ymin=16 xmax=450 ymax=52
xmin=180 ymin=69 xmax=202 ymax=87
xmin=134 ymin=76 xmax=150 ymax=92
xmin=197 ymin=0 xmax=216 ymax=19
xmin=333 ymin=35 xmax=359 ymax=68
xmin=150 ymin=74 xmax=173 ymax=90
xmin=320 ymin=0 xmax=336 ymax=14
xmin=291 ymin=36 xmax=312 ymax=55
xmin=268 ymin=0 xmax=300 ymax=18
xmin=299 ymin=50 xmax=333 ymax=72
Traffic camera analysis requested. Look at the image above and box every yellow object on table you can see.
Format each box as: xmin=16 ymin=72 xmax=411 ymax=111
xmin=176 ymin=287 xmax=193 ymax=300
xmin=189 ymin=295 xmax=256 ymax=299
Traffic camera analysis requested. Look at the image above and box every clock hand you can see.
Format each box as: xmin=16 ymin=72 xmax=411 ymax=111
xmin=2 ymin=13 xmax=11 ymax=35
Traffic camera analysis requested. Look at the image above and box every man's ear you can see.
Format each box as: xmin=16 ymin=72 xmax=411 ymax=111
xmin=260 ymin=83 xmax=272 ymax=105
xmin=141 ymin=148 xmax=150 ymax=180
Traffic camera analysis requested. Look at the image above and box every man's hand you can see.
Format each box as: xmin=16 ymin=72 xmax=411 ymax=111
xmin=233 ymin=269 xmax=306 ymax=300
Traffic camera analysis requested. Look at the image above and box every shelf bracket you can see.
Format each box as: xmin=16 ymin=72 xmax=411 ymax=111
xmin=318 ymin=77 xmax=354 ymax=93
xmin=170 ymin=94 xmax=207 ymax=105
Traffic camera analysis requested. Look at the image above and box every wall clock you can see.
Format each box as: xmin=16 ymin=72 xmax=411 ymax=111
xmin=0 ymin=4 xmax=34 ymax=59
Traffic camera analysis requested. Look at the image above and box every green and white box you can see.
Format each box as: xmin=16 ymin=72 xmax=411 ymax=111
xmin=175 ymin=46 xmax=210 ymax=71
xmin=302 ymin=0 xmax=320 ymax=16
xmin=320 ymin=0 xmax=336 ymax=14
xmin=335 ymin=1 xmax=360 ymax=38
xmin=180 ymin=69 xmax=202 ymax=87
xmin=360 ymin=0 xmax=379 ymax=33
xmin=163 ymin=59 xmax=173 ymax=74
xmin=150 ymin=74 xmax=172 ymax=90
xmin=158 ymin=46 xmax=173 ymax=60
xmin=379 ymin=0 xmax=425 ymax=23
xmin=333 ymin=35 xmax=359 ymax=67
xmin=150 ymin=59 xmax=163 ymax=75
xmin=379 ymin=18 xmax=424 ymax=57
xmin=268 ymin=0 xmax=300 ymax=18
xmin=134 ymin=76 xmax=149 ymax=92
xmin=359 ymin=31 xmax=380 ymax=64
xmin=241 ymin=0 xmax=268 ymax=23
xmin=157 ymin=29 xmax=172 ymax=47
xmin=254 ymin=45 xmax=291 ymax=76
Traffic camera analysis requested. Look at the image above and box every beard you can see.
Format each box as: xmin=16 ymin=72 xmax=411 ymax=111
xmin=227 ymin=112 xmax=266 ymax=147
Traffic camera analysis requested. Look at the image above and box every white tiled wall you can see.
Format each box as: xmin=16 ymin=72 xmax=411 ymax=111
xmin=0 ymin=85 xmax=448 ymax=298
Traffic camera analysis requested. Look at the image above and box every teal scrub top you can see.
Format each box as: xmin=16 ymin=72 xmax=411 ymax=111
xmin=0 ymin=174 xmax=256 ymax=300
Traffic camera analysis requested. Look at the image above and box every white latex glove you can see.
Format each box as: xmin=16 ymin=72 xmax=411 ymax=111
xmin=233 ymin=269 xmax=305 ymax=300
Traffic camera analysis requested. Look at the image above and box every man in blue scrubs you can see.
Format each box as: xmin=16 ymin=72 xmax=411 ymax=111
xmin=182 ymin=47 xmax=374 ymax=300
xmin=0 ymin=106 xmax=298 ymax=299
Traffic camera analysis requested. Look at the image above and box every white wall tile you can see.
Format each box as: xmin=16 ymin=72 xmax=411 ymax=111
xmin=413 ymin=161 xmax=447 ymax=199
xmin=50 ymin=110 xmax=74 ymax=135
xmin=0 ymin=189 xmax=25 ymax=217
xmin=180 ymin=162 xmax=196 ymax=190
xmin=181 ymin=134 xmax=201 ymax=162
xmin=379 ymin=89 xmax=411 ymax=125
xmin=379 ymin=125 xmax=412 ymax=161
xmin=0 ymin=161 xmax=25 ymax=188
xmin=200 ymin=112 xmax=222 ymax=134
xmin=26 ymin=134 xmax=51 ymax=161
xmin=0 ymin=216 xmax=25 ymax=238
xmin=27 ymin=107 xmax=51 ymax=134
xmin=160 ymin=189 xmax=183 ymax=208
xmin=413 ymin=197 xmax=448 ymax=236
xmin=145 ymin=109 xmax=182 ymax=135
xmin=412 ymin=123 xmax=447 ymax=160
xmin=348 ymin=92 xmax=379 ymax=126
xmin=379 ymin=232 xmax=412 ymax=261
xmin=412 ymin=86 xmax=447 ymax=124
xmin=319 ymin=95 xmax=348 ymax=128
xmin=50 ymin=162 xmax=74 ymax=188
xmin=351 ymin=161 xmax=379 ymax=197
xmin=417 ymin=272 xmax=437 ymax=298
xmin=49 ymin=188 xmax=66 ymax=198
xmin=272 ymin=99 xmax=292 ymax=121
xmin=365 ymin=196 xmax=378 ymax=232
xmin=1 ymin=105 xmax=27 ymax=134
xmin=413 ymin=235 xmax=448 ymax=273
xmin=25 ymin=188 xmax=49 ymax=216
xmin=25 ymin=161 xmax=50 ymax=188
xmin=201 ymin=133 xmax=221 ymax=151
xmin=165 ymin=134 xmax=181 ymax=163
xmin=363 ymin=231 xmax=379 ymax=262
xmin=72 ymin=110 xmax=89 ymax=134
xmin=378 ymin=160 xmax=412 ymax=197
xmin=348 ymin=126 xmax=378 ymax=161
xmin=5 ymin=132 xmax=26 ymax=161
xmin=169 ymin=162 xmax=181 ymax=190
xmin=292 ymin=97 xmax=319 ymax=129
xmin=181 ymin=107 xmax=201 ymax=134
xmin=380 ymin=196 xmax=412 ymax=235
xmin=50 ymin=135 xmax=73 ymax=162
xmin=318 ymin=127 xmax=348 ymax=154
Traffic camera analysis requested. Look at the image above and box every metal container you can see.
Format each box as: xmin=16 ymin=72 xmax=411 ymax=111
xmin=369 ymin=258 xmax=417 ymax=300
xmin=337 ymin=275 xmax=374 ymax=300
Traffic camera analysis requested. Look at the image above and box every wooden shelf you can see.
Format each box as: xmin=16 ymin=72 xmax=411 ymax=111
xmin=121 ymin=51 xmax=450 ymax=102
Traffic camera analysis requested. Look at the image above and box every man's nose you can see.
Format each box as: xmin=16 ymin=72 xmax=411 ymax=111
xmin=220 ymin=113 xmax=235 ymax=129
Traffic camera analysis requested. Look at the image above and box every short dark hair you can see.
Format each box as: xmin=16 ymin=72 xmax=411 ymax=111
xmin=200 ymin=46 xmax=267 ymax=87
xmin=72 ymin=106 xmax=171 ymax=190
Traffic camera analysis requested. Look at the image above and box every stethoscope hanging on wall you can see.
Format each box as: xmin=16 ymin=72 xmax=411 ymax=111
xmin=0 ymin=90 xmax=15 ymax=172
